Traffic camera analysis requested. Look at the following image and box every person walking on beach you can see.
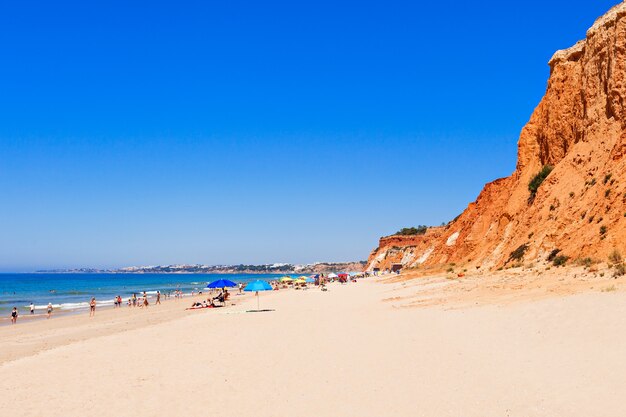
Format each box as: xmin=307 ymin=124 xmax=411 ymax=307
xmin=89 ymin=297 xmax=96 ymax=317
xmin=132 ymin=293 xmax=137 ymax=307
xmin=238 ymin=283 xmax=243 ymax=294
xmin=156 ymin=291 xmax=161 ymax=305
xmin=47 ymin=303 xmax=53 ymax=319
xmin=30 ymin=302 xmax=35 ymax=315
xmin=11 ymin=307 xmax=18 ymax=324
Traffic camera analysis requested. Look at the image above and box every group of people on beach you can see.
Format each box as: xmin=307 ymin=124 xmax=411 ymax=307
xmin=11 ymin=302 xmax=54 ymax=324
xmin=87 ymin=290 xmax=167 ymax=318
xmin=189 ymin=289 xmax=230 ymax=309
xmin=80 ymin=290 xmax=166 ymax=319
xmin=9 ymin=289 xmax=171 ymax=324
xmin=120 ymin=291 xmax=163 ymax=309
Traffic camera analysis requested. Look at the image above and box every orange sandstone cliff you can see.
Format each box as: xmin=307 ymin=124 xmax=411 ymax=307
xmin=367 ymin=2 xmax=626 ymax=272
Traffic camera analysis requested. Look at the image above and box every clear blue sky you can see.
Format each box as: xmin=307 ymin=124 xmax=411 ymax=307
xmin=0 ymin=1 xmax=617 ymax=271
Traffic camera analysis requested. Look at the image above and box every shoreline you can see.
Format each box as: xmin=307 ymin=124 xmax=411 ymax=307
xmin=0 ymin=288 xmax=225 ymax=327
xmin=0 ymin=272 xmax=290 ymax=322
xmin=0 ymin=287 xmax=262 ymax=364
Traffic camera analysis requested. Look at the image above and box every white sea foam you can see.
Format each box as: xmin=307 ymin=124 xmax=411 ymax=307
xmin=22 ymin=290 xmax=194 ymax=312
xmin=33 ymin=304 xmax=63 ymax=310
xmin=58 ymin=302 xmax=89 ymax=310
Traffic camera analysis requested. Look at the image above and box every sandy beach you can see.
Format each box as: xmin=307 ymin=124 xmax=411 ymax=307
xmin=1 ymin=273 xmax=626 ymax=416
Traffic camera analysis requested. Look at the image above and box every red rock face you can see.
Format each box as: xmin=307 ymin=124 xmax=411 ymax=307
xmin=367 ymin=2 xmax=626 ymax=272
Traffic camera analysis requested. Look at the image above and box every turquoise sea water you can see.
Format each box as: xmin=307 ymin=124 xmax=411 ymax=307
xmin=0 ymin=273 xmax=284 ymax=316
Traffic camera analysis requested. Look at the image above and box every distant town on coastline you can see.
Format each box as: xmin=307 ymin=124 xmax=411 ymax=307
xmin=36 ymin=261 xmax=367 ymax=274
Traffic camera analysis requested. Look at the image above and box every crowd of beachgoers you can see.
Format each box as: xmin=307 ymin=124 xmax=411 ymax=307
xmin=7 ymin=272 xmax=370 ymax=324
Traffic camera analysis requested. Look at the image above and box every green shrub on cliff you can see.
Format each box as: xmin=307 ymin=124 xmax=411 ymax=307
xmin=394 ymin=226 xmax=428 ymax=236
xmin=528 ymin=165 xmax=554 ymax=200
xmin=507 ymin=243 xmax=529 ymax=263
xmin=553 ymin=255 xmax=569 ymax=267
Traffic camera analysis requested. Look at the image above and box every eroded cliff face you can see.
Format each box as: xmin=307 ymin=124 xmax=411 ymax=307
xmin=367 ymin=2 xmax=626 ymax=272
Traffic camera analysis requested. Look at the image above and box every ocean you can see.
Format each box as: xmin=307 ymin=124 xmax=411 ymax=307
xmin=0 ymin=273 xmax=286 ymax=316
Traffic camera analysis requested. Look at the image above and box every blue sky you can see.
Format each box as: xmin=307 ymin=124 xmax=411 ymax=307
xmin=0 ymin=1 xmax=618 ymax=271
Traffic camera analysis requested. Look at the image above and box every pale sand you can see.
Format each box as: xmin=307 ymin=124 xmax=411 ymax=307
xmin=1 ymin=276 xmax=626 ymax=416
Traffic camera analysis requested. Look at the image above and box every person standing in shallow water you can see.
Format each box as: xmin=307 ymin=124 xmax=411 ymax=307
xmin=30 ymin=302 xmax=35 ymax=315
xmin=47 ymin=303 xmax=53 ymax=319
xmin=11 ymin=307 xmax=18 ymax=324
xmin=89 ymin=297 xmax=96 ymax=317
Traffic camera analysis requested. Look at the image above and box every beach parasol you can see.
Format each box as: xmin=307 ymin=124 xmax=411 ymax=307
xmin=294 ymin=279 xmax=306 ymax=285
xmin=244 ymin=280 xmax=273 ymax=311
xmin=205 ymin=279 xmax=238 ymax=290
xmin=206 ymin=278 xmax=237 ymax=288
xmin=305 ymin=277 xmax=315 ymax=283
xmin=327 ymin=273 xmax=338 ymax=278
xmin=279 ymin=276 xmax=293 ymax=282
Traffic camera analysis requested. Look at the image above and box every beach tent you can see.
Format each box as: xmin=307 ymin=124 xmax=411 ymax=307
xmin=244 ymin=280 xmax=273 ymax=311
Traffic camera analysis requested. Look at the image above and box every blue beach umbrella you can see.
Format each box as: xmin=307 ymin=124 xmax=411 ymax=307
xmin=206 ymin=279 xmax=238 ymax=289
xmin=244 ymin=280 xmax=273 ymax=311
